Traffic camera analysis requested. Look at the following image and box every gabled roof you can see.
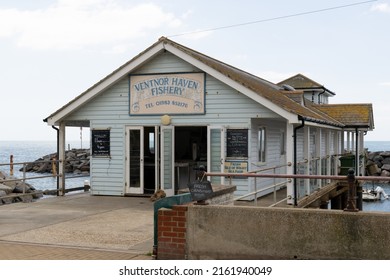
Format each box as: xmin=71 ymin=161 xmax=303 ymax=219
xmin=313 ymin=103 xmax=374 ymax=130
xmin=278 ymin=73 xmax=336 ymax=96
xmin=162 ymin=39 xmax=343 ymax=127
xmin=44 ymin=37 xmax=365 ymax=129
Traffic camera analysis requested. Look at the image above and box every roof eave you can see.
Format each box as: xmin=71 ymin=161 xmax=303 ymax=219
xmin=44 ymin=40 xmax=166 ymax=126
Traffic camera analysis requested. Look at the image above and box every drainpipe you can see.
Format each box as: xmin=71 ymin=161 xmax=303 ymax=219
xmin=355 ymin=127 xmax=359 ymax=174
xmin=293 ymin=116 xmax=305 ymax=206
xmin=355 ymin=127 xmax=363 ymax=210
xmin=318 ymin=88 xmax=326 ymax=104
xmin=52 ymin=125 xmax=60 ymax=195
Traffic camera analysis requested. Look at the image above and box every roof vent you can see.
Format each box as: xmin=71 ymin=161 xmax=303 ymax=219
xmin=281 ymin=84 xmax=296 ymax=91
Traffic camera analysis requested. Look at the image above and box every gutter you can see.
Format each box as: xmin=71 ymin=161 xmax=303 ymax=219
xmin=318 ymin=88 xmax=326 ymax=104
xmin=293 ymin=116 xmax=305 ymax=206
xmin=293 ymin=86 xmax=336 ymax=96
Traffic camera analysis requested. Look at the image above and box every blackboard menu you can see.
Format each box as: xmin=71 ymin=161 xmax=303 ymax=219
xmin=227 ymin=129 xmax=248 ymax=158
xmin=188 ymin=180 xmax=214 ymax=202
xmin=91 ymin=129 xmax=110 ymax=157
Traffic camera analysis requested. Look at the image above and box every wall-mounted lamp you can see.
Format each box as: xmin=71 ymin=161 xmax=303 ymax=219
xmin=161 ymin=115 xmax=171 ymax=125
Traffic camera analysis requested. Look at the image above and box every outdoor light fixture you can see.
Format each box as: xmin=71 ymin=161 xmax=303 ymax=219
xmin=161 ymin=115 xmax=171 ymax=125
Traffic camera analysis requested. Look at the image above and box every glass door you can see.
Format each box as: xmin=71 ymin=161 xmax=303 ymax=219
xmin=207 ymin=126 xmax=225 ymax=185
xmin=126 ymin=126 xmax=144 ymax=194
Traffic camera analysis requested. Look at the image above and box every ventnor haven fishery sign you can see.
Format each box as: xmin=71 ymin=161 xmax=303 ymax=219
xmin=129 ymin=73 xmax=205 ymax=115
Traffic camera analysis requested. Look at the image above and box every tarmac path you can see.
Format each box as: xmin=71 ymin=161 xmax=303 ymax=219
xmin=0 ymin=192 xmax=154 ymax=260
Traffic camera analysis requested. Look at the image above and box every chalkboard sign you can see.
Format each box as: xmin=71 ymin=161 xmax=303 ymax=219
xmin=91 ymin=129 xmax=110 ymax=157
xmin=188 ymin=180 xmax=214 ymax=202
xmin=227 ymin=129 xmax=248 ymax=158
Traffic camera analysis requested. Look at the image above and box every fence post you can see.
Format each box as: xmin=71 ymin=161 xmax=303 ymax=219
xmin=344 ymin=168 xmax=358 ymax=212
xmin=51 ymin=157 xmax=57 ymax=177
xmin=10 ymin=155 xmax=14 ymax=176
xmin=22 ymin=163 xmax=26 ymax=194
xmin=254 ymin=177 xmax=257 ymax=206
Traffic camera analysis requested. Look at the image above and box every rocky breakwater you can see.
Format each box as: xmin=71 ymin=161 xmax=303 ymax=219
xmin=0 ymin=171 xmax=43 ymax=205
xmin=1 ymin=149 xmax=90 ymax=205
xmin=21 ymin=148 xmax=90 ymax=175
xmin=366 ymin=151 xmax=390 ymax=181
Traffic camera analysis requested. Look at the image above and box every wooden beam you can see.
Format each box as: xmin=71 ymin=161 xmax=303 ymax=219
xmin=297 ymin=182 xmax=340 ymax=208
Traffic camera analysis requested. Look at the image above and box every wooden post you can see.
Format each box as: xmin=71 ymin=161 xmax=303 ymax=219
xmin=9 ymin=155 xmax=14 ymax=176
xmin=51 ymin=157 xmax=57 ymax=177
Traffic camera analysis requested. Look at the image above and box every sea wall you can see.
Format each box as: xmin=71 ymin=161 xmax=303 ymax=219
xmin=0 ymin=171 xmax=43 ymax=205
xmin=366 ymin=151 xmax=390 ymax=180
xmin=20 ymin=148 xmax=90 ymax=175
xmin=186 ymin=205 xmax=390 ymax=260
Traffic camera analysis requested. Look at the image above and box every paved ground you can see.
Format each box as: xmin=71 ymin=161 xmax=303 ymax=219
xmin=0 ymin=192 xmax=155 ymax=260
xmin=0 ymin=188 xmax=288 ymax=260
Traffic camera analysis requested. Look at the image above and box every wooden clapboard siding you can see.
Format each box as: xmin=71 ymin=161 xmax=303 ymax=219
xmin=245 ymin=119 xmax=287 ymax=198
xmin=66 ymin=51 xmax=284 ymax=196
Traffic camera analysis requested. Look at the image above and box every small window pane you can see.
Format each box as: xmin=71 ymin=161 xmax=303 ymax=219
xmin=258 ymin=128 xmax=266 ymax=162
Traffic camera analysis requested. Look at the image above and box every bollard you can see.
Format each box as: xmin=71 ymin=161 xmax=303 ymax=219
xmin=344 ymin=168 xmax=358 ymax=212
xmin=84 ymin=180 xmax=90 ymax=192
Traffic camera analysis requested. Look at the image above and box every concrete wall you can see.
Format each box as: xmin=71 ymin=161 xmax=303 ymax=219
xmin=186 ymin=206 xmax=390 ymax=260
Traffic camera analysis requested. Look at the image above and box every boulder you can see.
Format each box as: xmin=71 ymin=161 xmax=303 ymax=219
xmin=379 ymin=151 xmax=390 ymax=157
xmin=382 ymin=164 xmax=390 ymax=171
xmin=0 ymin=183 xmax=14 ymax=194
xmin=383 ymin=157 xmax=390 ymax=165
xmin=367 ymin=164 xmax=381 ymax=176
xmin=381 ymin=169 xmax=390 ymax=178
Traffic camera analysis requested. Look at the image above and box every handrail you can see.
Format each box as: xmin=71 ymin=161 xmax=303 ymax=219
xmin=0 ymin=157 xmax=89 ymax=196
xmin=0 ymin=174 xmax=60 ymax=183
xmin=205 ymin=171 xmax=387 ymax=208
xmin=235 ymin=181 xmax=287 ymax=202
xmin=205 ymin=171 xmax=384 ymax=181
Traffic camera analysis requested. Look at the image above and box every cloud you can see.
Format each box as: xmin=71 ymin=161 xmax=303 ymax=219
xmin=0 ymin=0 xmax=182 ymax=51
xmin=371 ymin=3 xmax=390 ymax=13
xmin=379 ymin=82 xmax=390 ymax=86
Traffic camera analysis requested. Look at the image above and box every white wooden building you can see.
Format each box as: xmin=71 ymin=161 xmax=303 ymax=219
xmin=44 ymin=37 xmax=374 ymax=205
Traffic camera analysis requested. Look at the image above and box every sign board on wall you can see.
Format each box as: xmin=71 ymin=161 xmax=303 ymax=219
xmin=226 ymin=129 xmax=248 ymax=158
xmin=224 ymin=161 xmax=248 ymax=179
xmin=129 ymin=73 xmax=205 ymax=115
xmin=91 ymin=129 xmax=110 ymax=157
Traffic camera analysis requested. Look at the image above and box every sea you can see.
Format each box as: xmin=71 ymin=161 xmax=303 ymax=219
xmin=1 ymin=140 xmax=390 ymax=211
xmin=0 ymin=140 xmax=90 ymax=193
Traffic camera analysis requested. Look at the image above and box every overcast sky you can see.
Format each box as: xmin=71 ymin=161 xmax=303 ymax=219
xmin=0 ymin=0 xmax=389 ymax=141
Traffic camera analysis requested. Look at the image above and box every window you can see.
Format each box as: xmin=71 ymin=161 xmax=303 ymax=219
xmin=280 ymin=131 xmax=285 ymax=155
xmin=258 ymin=127 xmax=266 ymax=162
xmin=148 ymin=132 xmax=155 ymax=154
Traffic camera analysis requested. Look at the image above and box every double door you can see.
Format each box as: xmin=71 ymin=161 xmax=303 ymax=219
xmin=125 ymin=126 xmax=225 ymax=196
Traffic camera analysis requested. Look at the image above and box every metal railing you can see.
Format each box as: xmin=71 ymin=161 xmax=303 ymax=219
xmin=205 ymin=169 xmax=386 ymax=210
xmin=247 ymin=163 xmax=290 ymax=205
xmin=243 ymin=157 xmax=336 ymax=206
xmin=0 ymin=157 xmax=89 ymax=196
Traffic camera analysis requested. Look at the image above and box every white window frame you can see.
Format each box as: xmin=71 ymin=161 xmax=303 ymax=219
xmin=257 ymin=127 xmax=266 ymax=163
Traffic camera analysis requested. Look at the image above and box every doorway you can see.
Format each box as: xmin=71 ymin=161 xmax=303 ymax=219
xmin=174 ymin=126 xmax=207 ymax=192
xmin=125 ymin=126 xmax=158 ymax=195
xmin=126 ymin=125 xmax=221 ymax=196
